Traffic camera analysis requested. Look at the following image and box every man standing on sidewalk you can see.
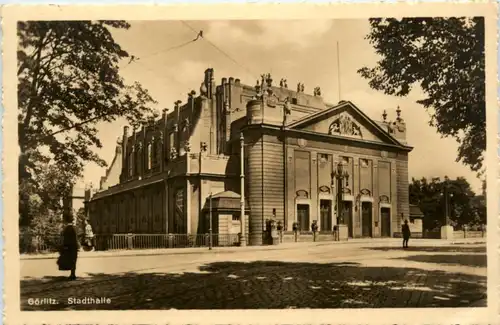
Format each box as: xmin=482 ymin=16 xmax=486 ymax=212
xmin=311 ymin=220 xmax=318 ymax=242
xmin=402 ymin=219 xmax=411 ymax=248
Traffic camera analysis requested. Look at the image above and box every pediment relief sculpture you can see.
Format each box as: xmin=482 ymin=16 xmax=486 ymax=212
xmin=328 ymin=114 xmax=363 ymax=138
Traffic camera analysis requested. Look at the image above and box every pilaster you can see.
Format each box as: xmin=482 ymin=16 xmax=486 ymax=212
xmin=353 ymin=158 xmax=360 ymax=237
xmin=310 ymin=151 xmax=318 ymax=225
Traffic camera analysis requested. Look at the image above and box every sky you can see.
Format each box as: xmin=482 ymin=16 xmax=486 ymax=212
xmin=80 ymin=19 xmax=483 ymax=193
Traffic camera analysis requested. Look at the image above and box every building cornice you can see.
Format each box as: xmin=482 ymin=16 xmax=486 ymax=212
xmin=90 ymin=171 xmax=238 ymax=201
xmin=241 ymin=123 xmax=413 ymax=152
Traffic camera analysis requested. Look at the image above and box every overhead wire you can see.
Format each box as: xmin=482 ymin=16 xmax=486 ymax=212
xmin=120 ymin=32 xmax=203 ymax=71
xmin=37 ymin=22 xmax=258 ymax=142
xmin=180 ymin=20 xmax=259 ymax=81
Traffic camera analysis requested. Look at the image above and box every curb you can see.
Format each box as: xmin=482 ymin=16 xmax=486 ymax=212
xmin=21 ymin=241 xmax=322 ymax=260
xmin=20 ymin=237 xmax=483 ymax=261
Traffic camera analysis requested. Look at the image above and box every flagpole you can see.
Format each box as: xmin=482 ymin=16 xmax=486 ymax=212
xmin=337 ymin=41 xmax=341 ymax=102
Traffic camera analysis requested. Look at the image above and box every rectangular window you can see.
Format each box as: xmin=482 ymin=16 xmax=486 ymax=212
xmin=147 ymin=143 xmax=152 ymax=170
xmin=174 ymin=188 xmax=185 ymax=233
xmin=232 ymin=214 xmax=240 ymax=221
xmin=153 ymin=139 xmax=160 ymax=167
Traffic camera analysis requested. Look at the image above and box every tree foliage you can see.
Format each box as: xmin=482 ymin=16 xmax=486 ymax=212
xmin=359 ymin=18 xmax=485 ymax=173
xmin=18 ymin=21 xmax=158 ymax=226
xmin=19 ymin=164 xmax=74 ymax=252
xmin=409 ymin=176 xmax=486 ymax=230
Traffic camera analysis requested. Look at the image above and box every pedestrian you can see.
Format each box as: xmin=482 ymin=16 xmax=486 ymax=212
xmin=57 ymin=213 xmax=79 ymax=280
xmin=292 ymin=221 xmax=299 ymax=242
xmin=402 ymin=219 xmax=411 ymax=248
xmin=311 ymin=220 xmax=318 ymax=242
xmin=84 ymin=219 xmax=95 ymax=250
xmin=277 ymin=221 xmax=283 ymax=243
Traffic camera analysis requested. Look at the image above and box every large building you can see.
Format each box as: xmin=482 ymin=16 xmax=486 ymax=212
xmin=87 ymin=69 xmax=413 ymax=245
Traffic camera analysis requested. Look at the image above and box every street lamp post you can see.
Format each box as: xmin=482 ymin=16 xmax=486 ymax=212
xmin=282 ymin=97 xmax=291 ymax=232
xmin=440 ymin=176 xmax=455 ymax=240
xmin=442 ymin=176 xmax=454 ymax=226
xmin=331 ymin=161 xmax=349 ymax=225
xmin=239 ymin=133 xmax=247 ymax=247
xmin=209 ymin=192 xmax=213 ymax=250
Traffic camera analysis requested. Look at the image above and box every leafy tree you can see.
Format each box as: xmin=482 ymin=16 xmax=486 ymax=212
xmin=409 ymin=176 xmax=485 ymax=230
xmin=19 ymin=164 xmax=74 ymax=252
xmin=359 ymin=18 xmax=485 ymax=173
xmin=18 ymin=21 xmax=158 ymax=226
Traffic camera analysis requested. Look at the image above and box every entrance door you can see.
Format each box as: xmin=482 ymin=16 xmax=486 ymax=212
xmin=381 ymin=207 xmax=391 ymax=237
xmin=320 ymin=200 xmax=332 ymax=231
xmin=297 ymin=204 xmax=310 ymax=231
xmin=361 ymin=202 xmax=373 ymax=237
xmin=342 ymin=201 xmax=353 ymax=237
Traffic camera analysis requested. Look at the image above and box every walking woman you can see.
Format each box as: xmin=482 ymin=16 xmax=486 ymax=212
xmin=57 ymin=213 xmax=79 ymax=280
xmin=402 ymin=219 xmax=411 ymax=249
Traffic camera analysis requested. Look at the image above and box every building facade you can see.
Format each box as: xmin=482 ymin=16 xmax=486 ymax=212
xmin=87 ymin=69 xmax=413 ymax=245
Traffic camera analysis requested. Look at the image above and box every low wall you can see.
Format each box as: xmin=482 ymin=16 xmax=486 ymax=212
xmin=282 ymin=231 xmax=336 ymax=243
xmin=453 ymin=231 xmax=486 ymax=239
xmin=393 ymin=230 xmax=486 ymax=239
xmin=393 ymin=231 xmax=440 ymax=239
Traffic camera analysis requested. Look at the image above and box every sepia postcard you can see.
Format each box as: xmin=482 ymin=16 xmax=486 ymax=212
xmin=2 ymin=2 xmax=499 ymax=325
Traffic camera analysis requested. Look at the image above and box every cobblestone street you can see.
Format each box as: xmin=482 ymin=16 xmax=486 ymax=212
xmin=20 ymin=240 xmax=487 ymax=310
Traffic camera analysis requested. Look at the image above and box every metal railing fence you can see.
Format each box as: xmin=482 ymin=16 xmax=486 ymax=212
xmin=20 ymin=233 xmax=248 ymax=254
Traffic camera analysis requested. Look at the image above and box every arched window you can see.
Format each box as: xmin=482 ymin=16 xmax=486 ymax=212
xmin=128 ymin=151 xmax=133 ymax=177
xmin=136 ymin=145 xmax=142 ymax=174
xmin=147 ymin=143 xmax=152 ymax=170
xmin=169 ymin=133 xmax=175 ymax=152
xmin=151 ymin=137 xmax=158 ymax=167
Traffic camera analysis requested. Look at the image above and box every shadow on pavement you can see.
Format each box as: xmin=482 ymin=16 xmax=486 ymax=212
xmin=396 ymin=254 xmax=487 ymax=268
xmin=21 ymin=260 xmax=486 ymax=310
xmin=364 ymin=246 xmax=486 ymax=253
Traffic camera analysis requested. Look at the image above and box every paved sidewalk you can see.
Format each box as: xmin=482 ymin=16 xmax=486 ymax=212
xmin=20 ymin=237 xmax=486 ymax=260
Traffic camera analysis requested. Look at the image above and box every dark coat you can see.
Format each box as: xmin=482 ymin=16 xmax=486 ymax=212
xmin=402 ymin=223 xmax=411 ymax=238
xmin=311 ymin=223 xmax=318 ymax=232
xmin=57 ymin=224 xmax=78 ymax=271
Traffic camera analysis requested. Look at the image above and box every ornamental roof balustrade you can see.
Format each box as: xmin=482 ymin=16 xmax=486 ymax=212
xmin=189 ymin=153 xmax=230 ymax=175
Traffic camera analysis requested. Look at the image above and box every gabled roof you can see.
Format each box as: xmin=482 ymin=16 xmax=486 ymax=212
xmin=287 ymin=100 xmax=405 ymax=147
xmin=211 ymin=190 xmax=241 ymax=199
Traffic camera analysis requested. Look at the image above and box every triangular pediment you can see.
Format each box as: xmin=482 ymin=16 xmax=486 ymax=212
xmin=288 ymin=101 xmax=402 ymax=146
